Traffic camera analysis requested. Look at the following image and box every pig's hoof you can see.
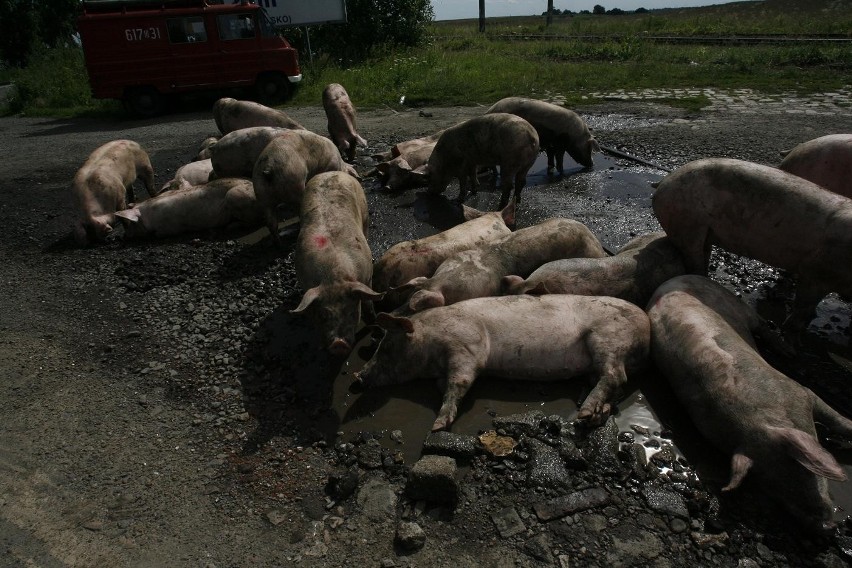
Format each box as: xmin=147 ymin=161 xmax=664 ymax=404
xmin=431 ymin=417 xmax=451 ymax=431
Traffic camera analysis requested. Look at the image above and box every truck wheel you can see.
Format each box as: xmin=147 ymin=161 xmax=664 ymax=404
xmin=125 ymin=87 xmax=164 ymax=117
xmin=255 ymin=73 xmax=290 ymax=105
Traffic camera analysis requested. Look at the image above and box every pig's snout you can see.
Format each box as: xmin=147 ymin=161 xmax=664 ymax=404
xmin=328 ymin=338 xmax=352 ymax=356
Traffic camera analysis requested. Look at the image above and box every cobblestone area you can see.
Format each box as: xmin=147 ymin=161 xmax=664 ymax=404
xmin=573 ymin=86 xmax=852 ymax=116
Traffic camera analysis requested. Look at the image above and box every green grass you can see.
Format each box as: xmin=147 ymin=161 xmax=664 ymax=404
xmin=3 ymin=0 xmax=852 ymax=117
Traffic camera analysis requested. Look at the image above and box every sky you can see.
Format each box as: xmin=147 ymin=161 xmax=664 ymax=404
xmin=431 ymin=0 xmax=753 ymax=21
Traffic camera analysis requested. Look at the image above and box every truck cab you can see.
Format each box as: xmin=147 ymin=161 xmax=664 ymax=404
xmin=78 ymin=0 xmax=302 ymax=116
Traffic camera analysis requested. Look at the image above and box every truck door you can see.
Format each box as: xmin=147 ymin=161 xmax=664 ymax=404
xmin=165 ymin=14 xmax=219 ymax=89
xmin=215 ymin=11 xmax=262 ymax=88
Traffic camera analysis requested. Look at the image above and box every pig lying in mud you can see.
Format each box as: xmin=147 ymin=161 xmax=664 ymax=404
xmin=396 ymin=218 xmax=608 ymax=313
xmin=424 ymin=113 xmax=539 ymax=208
xmin=370 ymin=132 xmax=443 ymax=163
xmin=502 ymin=232 xmax=685 ymax=307
xmin=160 ymin=159 xmax=213 ymax=192
xmin=71 ymin=139 xmax=156 ymax=245
xmin=322 ymin=83 xmax=367 ymax=162
xmin=652 ymin=158 xmax=852 ymax=334
xmin=373 ymin=141 xmax=436 ymax=192
xmin=213 ymin=97 xmax=304 ymax=135
xmin=356 ymin=294 xmax=650 ymax=431
xmin=486 ymin=96 xmax=600 ymax=173
xmin=778 ymin=134 xmax=852 ymax=199
xmin=292 ymin=172 xmax=383 ymax=355
xmin=252 ymin=129 xmax=352 ymax=241
xmin=209 ymin=126 xmax=289 ymax=179
xmin=114 ymin=178 xmax=262 ymax=238
xmin=647 ymin=275 xmax=852 ymax=531
xmin=373 ymin=200 xmax=516 ymax=310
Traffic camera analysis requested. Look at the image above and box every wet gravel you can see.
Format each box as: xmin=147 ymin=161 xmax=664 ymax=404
xmin=1 ymin=99 xmax=852 ymax=567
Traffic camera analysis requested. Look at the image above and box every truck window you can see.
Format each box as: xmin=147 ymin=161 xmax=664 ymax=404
xmin=167 ymin=17 xmax=208 ymax=43
xmin=218 ymin=13 xmax=256 ymax=40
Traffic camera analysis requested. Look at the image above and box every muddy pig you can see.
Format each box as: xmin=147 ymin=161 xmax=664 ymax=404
xmin=322 ymin=83 xmax=367 ymax=162
xmin=114 ymin=178 xmax=262 ymax=238
xmin=252 ymin=129 xmax=351 ymax=240
xmin=291 ymin=172 xmax=383 ymax=355
xmin=397 ymin=218 xmax=608 ymax=313
xmin=357 ymin=294 xmax=650 ymax=430
xmin=374 ymin=200 xmax=516 ymax=311
xmin=71 ymin=139 xmax=156 ymax=245
xmin=502 ymin=232 xmax=685 ymax=307
xmin=209 ymin=126 xmax=289 ymax=179
xmin=652 ymin=157 xmax=852 ymax=334
xmin=213 ymin=97 xmax=305 ymax=135
xmin=424 ymin=113 xmax=539 ymax=208
xmin=371 ymin=132 xmax=443 ymax=163
xmin=374 ymin=141 xmax=436 ymax=192
xmin=487 ymin=96 xmax=600 ymax=173
xmin=160 ymin=159 xmax=214 ymax=192
xmin=778 ymin=134 xmax=852 ymax=199
xmin=647 ymin=274 xmax=852 ymax=531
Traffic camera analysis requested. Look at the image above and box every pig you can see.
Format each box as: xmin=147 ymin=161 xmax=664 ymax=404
xmin=652 ymin=158 xmax=852 ymax=334
xmin=374 ymin=141 xmax=436 ymax=192
xmin=647 ymin=274 xmax=852 ymax=531
xmin=486 ymin=96 xmax=600 ymax=173
xmin=370 ymin=132 xmax=443 ymax=163
xmin=396 ymin=218 xmax=608 ymax=314
xmin=114 ymin=178 xmax=263 ymax=238
xmin=160 ymin=159 xmax=214 ymax=192
xmin=501 ymin=232 xmax=686 ymax=307
xmin=322 ymin=83 xmax=367 ymax=162
xmin=373 ymin=200 xmax=516 ymax=311
xmin=778 ymin=134 xmax=852 ymax=199
xmin=252 ymin=129 xmax=351 ymax=240
xmin=291 ymin=171 xmax=383 ymax=355
xmin=194 ymin=136 xmax=219 ymax=161
xmin=423 ymin=113 xmax=539 ymax=208
xmin=71 ymin=139 xmax=156 ymax=245
xmin=356 ymin=294 xmax=650 ymax=431
xmin=209 ymin=126 xmax=289 ymax=179
xmin=213 ymin=97 xmax=305 ymax=135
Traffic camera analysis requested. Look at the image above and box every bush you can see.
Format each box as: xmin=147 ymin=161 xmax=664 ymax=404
xmin=5 ymin=46 xmax=96 ymax=115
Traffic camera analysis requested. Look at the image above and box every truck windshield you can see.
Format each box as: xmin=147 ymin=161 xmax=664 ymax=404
xmin=257 ymin=8 xmax=278 ymax=38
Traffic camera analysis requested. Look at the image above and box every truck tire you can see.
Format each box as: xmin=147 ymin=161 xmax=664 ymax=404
xmin=255 ymin=72 xmax=290 ymax=105
xmin=124 ymin=87 xmax=165 ymax=117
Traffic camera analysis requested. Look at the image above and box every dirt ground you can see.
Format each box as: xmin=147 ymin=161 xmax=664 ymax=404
xmin=2 ymin=99 xmax=852 ymax=568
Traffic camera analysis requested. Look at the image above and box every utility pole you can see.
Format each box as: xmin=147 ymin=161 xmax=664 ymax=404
xmin=479 ymin=0 xmax=485 ymax=32
xmin=546 ymin=0 xmax=554 ymax=26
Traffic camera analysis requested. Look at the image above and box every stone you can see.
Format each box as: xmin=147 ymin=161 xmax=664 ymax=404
xmin=526 ymin=438 xmax=571 ymax=488
xmin=533 ymin=487 xmax=611 ymax=521
xmin=643 ymin=486 xmax=689 ymax=519
xmin=395 ymin=521 xmax=426 ymax=552
xmin=422 ymin=431 xmax=479 ymax=461
xmin=585 ymin=417 xmax=623 ymax=475
xmin=523 ymin=533 xmax=553 ymax=562
xmin=356 ymin=478 xmax=397 ymax=522
xmin=491 ymin=506 xmax=526 ymax=538
xmin=492 ymin=411 xmax=545 ymax=436
xmin=406 ymin=455 xmax=459 ymax=505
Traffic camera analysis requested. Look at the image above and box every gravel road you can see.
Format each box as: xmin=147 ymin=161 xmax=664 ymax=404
xmin=2 ymin=97 xmax=852 ymax=568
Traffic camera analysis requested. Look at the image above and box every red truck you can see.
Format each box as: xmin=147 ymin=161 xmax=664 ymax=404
xmin=77 ymin=0 xmax=302 ymax=116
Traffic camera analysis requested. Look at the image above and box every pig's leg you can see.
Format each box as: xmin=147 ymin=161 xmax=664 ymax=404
xmin=546 ymin=147 xmax=556 ymax=173
xmin=432 ymin=359 xmax=480 ymax=431
xmin=555 ymin=150 xmax=564 ymax=174
xmin=812 ymin=396 xmax=852 ymax=440
xmin=263 ymin=208 xmax=283 ymax=247
xmin=577 ymin=334 xmax=629 ymax=425
xmin=124 ymin=182 xmax=136 ymax=205
xmin=783 ymin=277 xmax=825 ymax=336
xmin=672 ymin=225 xmax=711 ymax=276
xmin=138 ymin=161 xmax=157 ymax=197
xmin=497 ymin=169 xmax=515 ymax=210
xmin=512 ymin=169 xmax=528 ymax=205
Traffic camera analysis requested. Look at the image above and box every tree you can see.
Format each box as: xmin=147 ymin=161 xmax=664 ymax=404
xmin=635 ymin=7 xmax=649 ymax=13
xmin=593 ymin=5 xmax=606 ymax=15
xmin=0 ymin=0 xmax=80 ymax=67
xmin=305 ymin=0 xmax=434 ymax=64
xmin=606 ymin=7 xmax=625 ymax=15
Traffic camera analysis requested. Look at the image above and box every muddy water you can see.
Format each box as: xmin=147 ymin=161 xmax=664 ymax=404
xmin=339 ymin=144 xmax=852 ymax=520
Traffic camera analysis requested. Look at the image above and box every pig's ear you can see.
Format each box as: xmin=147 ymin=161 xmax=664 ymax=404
xmin=375 ymin=162 xmax=390 ymax=175
xmin=375 ymin=312 xmax=415 ymax=334
xmin=461 ymin=203 xmax=485 ymax=221
xmin=348 ymin=282 xmax=385 ymax=302
xmin=391 ymin=276 xmax=428 ymax=295
xmin=409 ymin=290 xmax=445 ymax=312
xmin=500 ymin=198 xmax=517 ymax=227
xmin=291 ymin=287 xmax=321 ymax=314
xmin=526 ymin=281 xmax=550 ymax=296
xmin=114 ymin=208 xmax=142 ymax=226
xmin=722 ymin=452 xmax=753 ymax=491
xmin=779 ymin=149 xmax=791 ymax=158
xmin=771 ymin=426 xmax=847 ymax=481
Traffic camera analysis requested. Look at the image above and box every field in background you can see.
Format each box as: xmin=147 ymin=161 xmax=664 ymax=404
xmin=3 ymin=0 xmax=851 ymax=117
